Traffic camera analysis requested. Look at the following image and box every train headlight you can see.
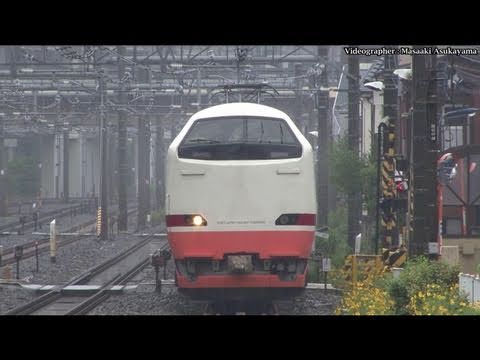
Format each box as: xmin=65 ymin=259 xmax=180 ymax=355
xmin=192 ymin=215 xmax=204 ymax=226
xmin=166 ymin=214 xmax=208 ymax=227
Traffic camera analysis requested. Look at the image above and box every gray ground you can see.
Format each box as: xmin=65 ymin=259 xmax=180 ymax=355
xmin=1 ymin=219 xmax=342 ymax=316
xmin=0 ymin=216 xmax=164 ymax=314
xmin=88 ymin=287 xmax=341 ymax=315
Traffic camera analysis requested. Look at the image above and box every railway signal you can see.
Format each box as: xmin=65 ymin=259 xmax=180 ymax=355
xmin=151 ymin=250 xmax=166 ymax=293
xmin=35 ymin=241 xmax=39 ymax=272
xmin=33 ymin=211 xmax=38 ymax=231
xmin=14 ymin=245 xmax=23 ymax=279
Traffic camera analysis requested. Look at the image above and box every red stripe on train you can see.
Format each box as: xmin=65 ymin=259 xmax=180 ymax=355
xmin=168 ymin=230 xmax=314 ymax=260
xmin=176 ymin=273 xmax=307 ymax=288
xmin=296 ymin=214 xmax=316 ymax=225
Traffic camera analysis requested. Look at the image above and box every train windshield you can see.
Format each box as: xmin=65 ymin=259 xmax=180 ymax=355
xmin=178 ymin=116 xmax=302 ymax=160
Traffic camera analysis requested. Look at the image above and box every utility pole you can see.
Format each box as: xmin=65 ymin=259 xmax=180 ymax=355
xmin=155 ymin=115 xmax=165 ymax=211
xmin=294 ymin=63 xmax=304 ymax=131
xmin=316 ymin=46 xmax=330 ymax=227
xmin=0 ymin=113 xmax=6 ymax=216
xmin=197 ymin=67 xmax=202 ymax=111
xmin=98 ymin=73 xmax=109 ymax=241
xmin=408 ymin=49 xmax=438 ymax=257
xmin=63 ymin=122 xmax=69 ymax=203
xmin=145 ymin=116 xmax=151 ymax=217
xmin=117 ymin=45 xmax=128 ymax=231
xmin=137 ymin=116 xmax=147 ymax=230
xmin=54 ymin=100 xmax=61 ymax=199
xmin=170 ymin=107 xmax=178 ymax=141
xmin=347 ymin=54 xmax=361 ymax=250
xmin=108 ymin=123 xmax=116 ymax=205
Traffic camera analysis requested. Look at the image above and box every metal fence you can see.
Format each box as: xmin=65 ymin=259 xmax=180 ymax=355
xmin=459 ymin=273 xmax=480 ymax=303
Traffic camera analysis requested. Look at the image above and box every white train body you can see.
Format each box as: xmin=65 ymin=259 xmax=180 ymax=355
xmin=165 ymin=102 xmax=317 ymax=293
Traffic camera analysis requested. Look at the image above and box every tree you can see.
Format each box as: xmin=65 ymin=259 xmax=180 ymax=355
xmin=329 ymin=135 xmax=377 ymax=254
xmin=6 ymin=156 xmax=40 ymax=198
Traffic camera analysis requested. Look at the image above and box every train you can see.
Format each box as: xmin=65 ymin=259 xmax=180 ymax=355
xmin=165 ymin=102 xmax=317 ymax=300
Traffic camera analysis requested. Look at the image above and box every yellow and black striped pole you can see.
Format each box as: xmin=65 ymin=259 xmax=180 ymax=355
xmin=380 ymin=53 xmax=399 ymax=251
xmin=381 ymin=116 xmax=397 ymax=249
xmin=96 ymin=207 xmax=102 ymax=237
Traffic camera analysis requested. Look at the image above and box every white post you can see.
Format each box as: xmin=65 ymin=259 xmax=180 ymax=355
xmin=474 ymin=275 xmax=480 ymax=304
xmin=50 ymin=219 xmax=56 ymax=263
xmin=81 ymin=133 xmax=87 ymax=197
xmin=354 ymin=233 xmax=362 ymax=255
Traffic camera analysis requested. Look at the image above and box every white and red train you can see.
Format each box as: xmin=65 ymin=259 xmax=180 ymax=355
xmin=165 ymin=102 xmax=316 ymax=299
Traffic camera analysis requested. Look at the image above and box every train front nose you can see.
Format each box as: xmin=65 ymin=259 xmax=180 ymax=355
xmin=168 ymin=225 xmax=313 ymax=289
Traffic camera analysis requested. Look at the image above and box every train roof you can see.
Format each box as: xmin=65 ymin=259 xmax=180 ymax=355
xmin=190 ymin=102 xmax=291 ymax=121
xmin=170 ymin=102 xmax=312 ymax=153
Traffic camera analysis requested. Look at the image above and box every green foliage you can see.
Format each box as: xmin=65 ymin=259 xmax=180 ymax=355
xmin=318 ymin=205 xmax=351 ymax=267
xmin=408 ymin=283 xmax=470 ymax=315
xmin=336 ymin=276 xmax=396 ymax=315
xmin=360 ymin=150 xmax=377 ymax=220
xmin=329 ymin=136 xmax=378 ymax=254
xmin=6 ymin=156 xmax=40 ymax=197
xmin=461 ymin=304 xmax=480 ymax=315
xmin=384 ymin=257 xmax=460 ymax=314
xmin=329 ymin=137 xmax=365 ymax=197
xmin=384 ymin=276 xmax=410 ymax=314
xmin=150 ymin=209 xmax=165 ymax=226
xmin=307 ymin=259 xmax=320 ymax=283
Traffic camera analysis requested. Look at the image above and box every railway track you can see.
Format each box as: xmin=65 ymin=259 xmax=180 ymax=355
xmin=201 ymin=300 xmax=280 ymax=315
xmin=0 ymin=207 xmax=138 ymax=267
xmin=5 ymin=234 xmax=168 ymax=315
xmin=5 ymin=197 xmax=102 ymax=214
xmin=0 ymin=202 xmax=91 ymax=234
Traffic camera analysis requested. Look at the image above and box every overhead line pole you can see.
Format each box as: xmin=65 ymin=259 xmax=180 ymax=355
xmin=117 ymin=46 xmax=128 ymax=231
xmin=99 ymin=72 xmax=109 ymax=241
xmin=408 ymin=48 xmax=439 ymax=257
xmin=0 ymin=113 xmax=6 ymax=216
xmin=316 ymin=46 xmax=330 ymax=228
xmin=347 ymin=53 xmax=361 ymax=251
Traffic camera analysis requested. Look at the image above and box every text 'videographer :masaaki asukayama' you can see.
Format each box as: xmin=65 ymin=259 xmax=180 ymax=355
xmin=344 ymin=46 xmax=478 ymax=56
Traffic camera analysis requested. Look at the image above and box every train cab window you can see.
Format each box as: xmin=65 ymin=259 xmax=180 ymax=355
xmin=245 ymin=118 xmax=297 ymax=145
xmin=178 ymin=117 xmax=302 ymax=160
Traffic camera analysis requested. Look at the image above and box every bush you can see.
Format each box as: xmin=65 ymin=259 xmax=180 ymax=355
xmin=336 ymin=255 xmax=480 ymax=315
xmin=336 ymin=275 xmax=395 ymax=315
xmin=150 ymin=209 xmax=165 ymax=226
xmin=408 ymin=284 xmax=470 ymax=315
xmin=317 ymin=205 xmax=351 ymax=268
xmin=462 ymin=301 xmax=480 ymax=315
xmin=384 ymin=257 xmax=460 ymax=314
xmin=307 ymin=259 xmax=320 ymax=283
xmin=6 ymin=156 xmax=40 ymax=197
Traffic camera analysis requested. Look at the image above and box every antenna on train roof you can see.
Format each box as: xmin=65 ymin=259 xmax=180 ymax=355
xmin=207 ymin=83 xmax=279 ymax=105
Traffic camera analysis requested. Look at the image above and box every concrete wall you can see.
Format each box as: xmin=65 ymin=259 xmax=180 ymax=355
xmin=68 ymin=135 xmax=82 ymax=197
xmin=39 ymin=134 xmax=54 ymax=198
xmin=84 ymin=136 xmax=100 ymax=197
xmin=361 ymin=91 xmax=384 ymax=156
xmin=40 ymin=132 xmax=98 ymax=199
xmin=443 ymin=237 xmax=480 ymax=274
xmin=133 ymin=134 xmax=138 ymax=197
